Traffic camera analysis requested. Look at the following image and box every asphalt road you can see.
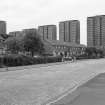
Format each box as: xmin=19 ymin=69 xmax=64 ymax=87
xmin=62 ymin=73 xmax=105 ymax=105
xmin=0 ymin=59 xmax=105 ymax=105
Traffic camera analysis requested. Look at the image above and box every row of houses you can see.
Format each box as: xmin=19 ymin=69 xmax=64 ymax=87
xmin=42 ymin=39 xmax=86 ymax=57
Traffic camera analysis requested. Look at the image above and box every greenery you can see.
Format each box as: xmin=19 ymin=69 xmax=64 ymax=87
xmin=23 ymin=32 xmax=45 ymax=56
xmin=5 ymin=37 xmax=23 ymax=54
xmin=76 ymin=47 xmax=104 ymax=60
xmin=5 ymin=31 xmax=45 ymax=56
xmin=0 ymin=54 xmax=62 ymax=68
xmin=85 ymin=47 xmax=104 ymax=58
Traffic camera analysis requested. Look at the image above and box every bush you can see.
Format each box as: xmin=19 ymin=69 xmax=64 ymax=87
xmin=0 ymin=54 xmax=62 ymax=68
xmin=76 ymin=54 xmax=88 ymax=60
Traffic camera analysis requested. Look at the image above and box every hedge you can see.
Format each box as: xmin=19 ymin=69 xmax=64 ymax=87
xmin=0 ymin=54 xmax=62 ymax=68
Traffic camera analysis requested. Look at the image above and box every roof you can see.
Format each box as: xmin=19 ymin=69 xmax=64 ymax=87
xmin=88 ymin=15 xmax=105 ymax=18
xmin=45 ymin=39 xmax=86 ymax=48
xmin=59 ymin=20 xmax=79 ymax=23
xmin=38 ymin=25 xmax=56 ymax=27
xmin=22 ymin=28 xmax=37 ymax=31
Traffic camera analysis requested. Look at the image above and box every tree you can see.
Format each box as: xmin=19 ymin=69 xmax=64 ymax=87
xmin=85 ymin=47 xmax=96 ymax=56
xmin=85 ymin=47 xmax=104 ymax=58
xmin=23 ymin=31 xmax=45 ymax=56
xmin=5 ymin=31 xmax=45 ymax=56
xmin=5 ymin=37 xmax=23 ymax=54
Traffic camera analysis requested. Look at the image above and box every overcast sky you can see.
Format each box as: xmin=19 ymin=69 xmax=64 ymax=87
xmin=0 ymin=0 xmax=105 ymax=44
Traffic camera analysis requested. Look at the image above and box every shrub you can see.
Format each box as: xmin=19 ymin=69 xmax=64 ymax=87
xmin=0 ymin=54 xmax=62 ymax=68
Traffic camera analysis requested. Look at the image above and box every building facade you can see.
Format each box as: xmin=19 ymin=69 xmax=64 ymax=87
xmin=0 ymin=21 xmax=6 ymax=35
xmin=9 ymin=28 xmax=38 ymax=38
xmin=9 ymin=31 xmax=22 ymax=37
xmin=38 ymin=25 xmax=57 ymax=40
xmin=43 ymin=39 xmax=86 ymax=57
xmin=87 ymin=15 xmax=105 ymax=49
xmin=22 ymin=28 xmax=38 ymax=37
xmin=22 ymin=28 xmax=37 ymax=34
xmin=59 ymin=20 xmax=80 ymax=44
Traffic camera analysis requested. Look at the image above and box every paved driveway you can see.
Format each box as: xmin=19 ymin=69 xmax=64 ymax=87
xmin=0 ymin=59 xmax=105 ymax=105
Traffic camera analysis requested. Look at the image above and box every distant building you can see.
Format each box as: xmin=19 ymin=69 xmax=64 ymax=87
xmin=9 ymin=28 xmax=38 ymax=38
xmin=59 ymin=20 xmax=80 ymax=44
xmin=22 ymin=28 xmax=38 ymax=37
xmin=87 ymin=15 xmax=105 ymax=49
xmin=22 ymin=28 xmax=37 ymax=34
xmin=9 ymin=31 xmax=22 ymax=37
xmin=0 ymin=21 xmax=6 ymax=35
xmin=38 ymin=25 xmax=57 ymax=40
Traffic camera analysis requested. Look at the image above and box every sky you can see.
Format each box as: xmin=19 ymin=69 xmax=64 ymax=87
xmin=0 ymin=0 xmax=105 ymax=45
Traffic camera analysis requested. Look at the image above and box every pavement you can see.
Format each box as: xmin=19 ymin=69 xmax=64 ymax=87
xmin=69 ymin=73 xmax=105 ymax=105
xmin=0 ymin=59 xmax=105 ymax=105
xmin=52 ymin=73 xmax=105 ymax=105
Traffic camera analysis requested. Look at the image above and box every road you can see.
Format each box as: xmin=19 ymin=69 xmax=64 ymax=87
xmin=0 ymin=59 xmax=105 ymax=105
xmin=69 ymin=72 xmax=105 ymax=105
